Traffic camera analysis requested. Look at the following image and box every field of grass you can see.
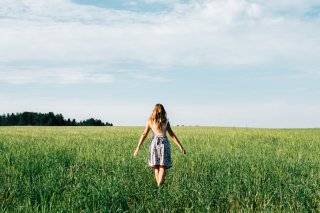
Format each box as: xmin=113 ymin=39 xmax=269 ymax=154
xmin=0 ymin=126 xmax=319 ymax=212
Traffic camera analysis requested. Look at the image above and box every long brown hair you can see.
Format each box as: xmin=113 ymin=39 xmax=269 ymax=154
xmin=149 ymin=103 xmax=168 ymax=130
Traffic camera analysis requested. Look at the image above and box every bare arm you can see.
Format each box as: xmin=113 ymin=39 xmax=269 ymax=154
xmin=133 ymin=122 xmax=150 ymax=156
xmin=167 ymin=122 xmax=186 ymax=155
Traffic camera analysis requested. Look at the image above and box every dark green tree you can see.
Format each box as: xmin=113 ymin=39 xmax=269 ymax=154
xmin=0 ymin=112 xmax=112 ymax=126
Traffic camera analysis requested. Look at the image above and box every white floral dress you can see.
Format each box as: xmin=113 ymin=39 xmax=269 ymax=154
xmin=148 ymin=121 xmax=172 ymax=169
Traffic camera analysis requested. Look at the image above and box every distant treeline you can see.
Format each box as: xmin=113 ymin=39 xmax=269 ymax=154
xmin=0 ymin=112 xmax=113 ymax=126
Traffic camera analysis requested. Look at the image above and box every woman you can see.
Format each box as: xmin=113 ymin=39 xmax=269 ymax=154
xmin=133 ymin=103 xmax=186 ymax=186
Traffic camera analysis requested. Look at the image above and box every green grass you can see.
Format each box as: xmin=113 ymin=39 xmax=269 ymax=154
xmin=0 ymin=126 xmax=319 ymax=212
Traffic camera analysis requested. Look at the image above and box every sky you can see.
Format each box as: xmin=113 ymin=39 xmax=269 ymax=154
xmin=1 ymin=0 xmax=320 ymax=127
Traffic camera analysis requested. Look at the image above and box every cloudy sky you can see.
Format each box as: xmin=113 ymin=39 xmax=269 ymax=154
xmin=1 ymin=0 xmax=320 ymax=127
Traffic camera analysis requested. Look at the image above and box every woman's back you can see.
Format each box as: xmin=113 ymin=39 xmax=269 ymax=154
xmin=149 ymin=120 xmax=168 ymax=137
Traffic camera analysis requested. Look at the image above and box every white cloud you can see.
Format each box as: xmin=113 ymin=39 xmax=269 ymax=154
xmin=246 ymin=3 xmax=262 ymax=18
xmin=135 ymin=74 xmax=172 ymax=82
xmin=0 ymin=67 xmax=113 ymax=84
xmin=1 ymin=0 xmax=320 ymax=69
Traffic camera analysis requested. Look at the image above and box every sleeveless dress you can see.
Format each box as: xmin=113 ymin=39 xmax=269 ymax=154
xmin=148 ymin=121 xmax=172 ymax=169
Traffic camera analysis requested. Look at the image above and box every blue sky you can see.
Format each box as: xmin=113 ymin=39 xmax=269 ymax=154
xmin=1 ymin=0 xmax=320 ymax=127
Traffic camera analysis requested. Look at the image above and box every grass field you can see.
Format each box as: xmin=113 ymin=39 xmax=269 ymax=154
xmin=0 ymin=126 xmax=319 ymax=212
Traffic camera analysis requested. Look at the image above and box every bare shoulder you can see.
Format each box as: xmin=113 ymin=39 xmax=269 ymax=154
xmin=146 ymin=120 xmax=151 ymax=128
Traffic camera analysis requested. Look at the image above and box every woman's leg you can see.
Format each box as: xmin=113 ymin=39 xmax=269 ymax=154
xmin=158 ymin=166 xmax=166 ymax=186
xmin=154 ymin=166 xmax=159 ymax=184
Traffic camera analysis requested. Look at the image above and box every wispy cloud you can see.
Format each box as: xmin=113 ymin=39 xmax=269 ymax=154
xmin=0 ymin=67 xmax=113 ymax=84
xmin=135 ymin=74 xmax=172 ymax=82
xmin=1 ymin=0 xmax=320 ymax=67
xmin=1 ymin=0 xmax=320 ymax=80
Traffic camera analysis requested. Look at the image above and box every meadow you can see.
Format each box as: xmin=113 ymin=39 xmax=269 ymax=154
xmin=0 ymin=126 xmax=319 ymax=212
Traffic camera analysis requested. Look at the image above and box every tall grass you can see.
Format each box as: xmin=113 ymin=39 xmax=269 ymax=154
xmin=0 ymin=126 xmax=319 ymax=212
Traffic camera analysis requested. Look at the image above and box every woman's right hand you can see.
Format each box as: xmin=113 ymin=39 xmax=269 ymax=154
xmin=181 ymin=147 xmax=186 ymax=155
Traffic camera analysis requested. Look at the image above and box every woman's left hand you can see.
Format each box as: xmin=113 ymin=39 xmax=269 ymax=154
xmin=133 ymin=148 xmax=139 ymax=156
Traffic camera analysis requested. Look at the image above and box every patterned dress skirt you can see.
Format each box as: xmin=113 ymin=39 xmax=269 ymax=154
xmin=148 ymin=135 xmax=172 ymax=169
